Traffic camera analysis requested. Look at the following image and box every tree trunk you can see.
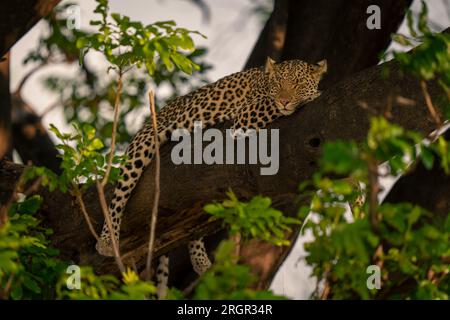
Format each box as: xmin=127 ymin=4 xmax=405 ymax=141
xmin=0 ymin=0 xmax=61 ymax=57
xmin=245 ymin=0 xmax=412 ymax=89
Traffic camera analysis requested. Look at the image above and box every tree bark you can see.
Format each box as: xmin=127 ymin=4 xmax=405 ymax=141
xmin=0 ymin=58 xmax=441 ymax=286
xmin=0 ymin=0 xmax=61 ymax=57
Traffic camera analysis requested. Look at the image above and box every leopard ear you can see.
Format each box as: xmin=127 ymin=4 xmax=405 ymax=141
xmin=312 ymin=59 xmax=327 ymax=75
xmin=265 ymin=57 xmax=276 ymax=75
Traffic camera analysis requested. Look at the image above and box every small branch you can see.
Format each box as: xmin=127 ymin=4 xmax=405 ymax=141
xmin=145 ymin=90 xmax=161 ymax=281
xmin=102 ymin=72 xmax=123 ymax=187
xmin=0 ymin=271 xmax=14 ymax=299
xmin=74 ymin=190 xmax=100 ymax=242
xmin=93 ymin=70 xmax=126 ymax=273
xmin=231 ymin=232 xmax=241 ymax=260
xmin=420 ymin=80 xmax=442 ymax=129
xmin=13 ymin=60 xmax=49 ymax=97
xmin=367 ymin=157 xmax=380 ymax=234
xmin=96 ymin=180 xmax=125 ymax=273
xmin=182 ymin=277 xmax=201 ymax=297
xmin=39 ymin=99 xmax=64 ymax=118
xmin=319 ymin=266 xmax=332 ymax=300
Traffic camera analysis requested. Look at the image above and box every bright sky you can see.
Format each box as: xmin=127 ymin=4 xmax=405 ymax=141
xmin=9 ymin=0 xmax=450 ymax=299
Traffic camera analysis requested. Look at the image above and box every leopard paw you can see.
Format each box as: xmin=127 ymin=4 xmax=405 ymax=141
xmin=95 ymin=238 xmax=115 ymax=257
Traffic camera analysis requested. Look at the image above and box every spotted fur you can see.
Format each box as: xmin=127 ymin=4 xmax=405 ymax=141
xmin=95 ymin=57 xmax=327 ymax=290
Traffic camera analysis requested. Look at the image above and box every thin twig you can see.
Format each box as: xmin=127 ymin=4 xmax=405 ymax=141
xmin=0 ymin=271 xmax=15 ymax=299
xmin=367 ymin=157 xmax=380 ymax=234
xmin=232 ymin=232 xmax=241 ymax=259
xmin=420 ymin=80 xmax=442 ymax=128
xmin=96 ymin=180 xmax=125 ymax=273
xmin=319 ymin=267 xmax=332 ymax=300
xmin=94 ymin=71 xmax=125 ymax=273
xmin=14 ymin=60 xmax=49 ymax=96
xmin=183 ymin=277 xmax=202 ymax=297
xmin=39 ymin=99 xmax=64 ymax=118
xmin=102 ymin=72 xmax=123 ymax=187
xmin=145 ymin=90 xmax=161 ymax=281
xmin=74 ymin=190 xmax=100 ymax=242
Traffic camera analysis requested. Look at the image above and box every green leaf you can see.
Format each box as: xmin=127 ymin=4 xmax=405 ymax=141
xmin=420 ymin=146 xmax=435 ymax=169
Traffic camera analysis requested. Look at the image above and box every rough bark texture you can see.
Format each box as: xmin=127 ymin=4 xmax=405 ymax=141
xmin=0 ymin=59 xmax=441 ymax=286
xmin=245 ymin=0 xmax=412 ymax=89
xmin=0 ymin=0 xmax=61 ymax=57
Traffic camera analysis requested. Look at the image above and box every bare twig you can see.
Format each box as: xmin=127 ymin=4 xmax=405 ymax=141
xmin=145 ymin=90 xmax=161 ymax=281
xmin=102 ymin=72 xmax=123 ymax=187
xmin=183 ymin=277 xmax=202 ymax=297
xmin=94 ymin=71 xmax=125 ymax=273
xmin=367 ymin=157 xmax=380 ymax=234
xmin=13 ymin=60 xmax=49 ymax=96
xmin=0 ymin=271 xmax=15 ymax=299
xmin=356 ymin=100 xmax=380 ymax=116
xmin=39 ymin=99 xmax=64 ymax=118
xmin=232 ymin=232 xmax=241 ymax=259
xmin=420 ymin=80 xmax=442 ymax=128
xmin=384 ymin=94 xmax=393 ymax=119
xmin=319 ymin=266 xmax=332 ymax=300
xmin=74 ymin=190 xmax=100 ymax=242
xmin=96 ymin=180 xmax=125 ymax=273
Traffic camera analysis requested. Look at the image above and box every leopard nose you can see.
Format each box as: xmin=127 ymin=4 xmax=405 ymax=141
xmin=279 ymin=98 xmax=290 ymax=106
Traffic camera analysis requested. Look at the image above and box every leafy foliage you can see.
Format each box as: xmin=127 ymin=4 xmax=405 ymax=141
xmin=390 ymin=2 xmax=450 ymax=93
xmin=297 ymin=4 xmax=450 ymax=299
xmin=57 ymin=267 xmax=157 ymax=300
xmin=0 ymin=196 xmax=67 ymax=299
xmin=192 ymin=241 xmax=285 ymax=300
xmin=24 ymin=1 xmax=211 ymax=147
xmin=78 ymin=0 xmax=204 ymax=75
xmin=24 ymin=124 xmax=125 ymax=195
xmin=204 ymin=190 xmax=301 ymax=246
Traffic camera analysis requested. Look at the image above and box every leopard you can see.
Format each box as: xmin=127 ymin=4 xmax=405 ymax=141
xmin=95 ymin=57 xmax=327 ymax=296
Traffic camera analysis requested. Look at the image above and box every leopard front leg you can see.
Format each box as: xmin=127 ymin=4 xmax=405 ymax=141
xmin=231 ymin=96 xmax=281 ymax=135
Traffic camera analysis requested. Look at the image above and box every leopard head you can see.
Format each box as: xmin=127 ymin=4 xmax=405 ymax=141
xmin=265 ymin=57 xmax=327 ymax=115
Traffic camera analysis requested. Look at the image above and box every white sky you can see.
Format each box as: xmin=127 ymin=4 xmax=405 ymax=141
xmin=9 ymin=0 xmax=450 ymax=299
